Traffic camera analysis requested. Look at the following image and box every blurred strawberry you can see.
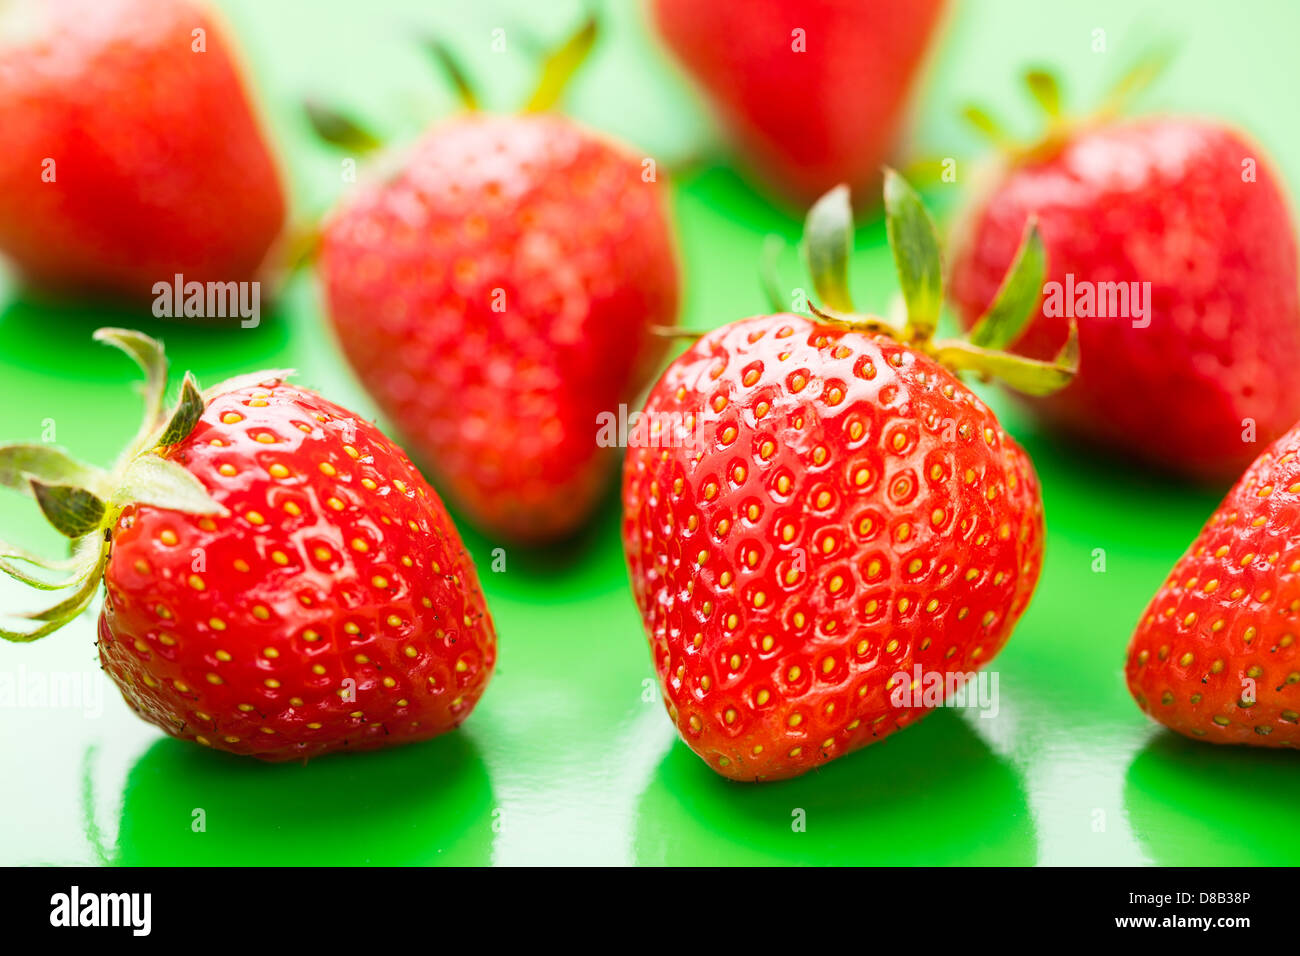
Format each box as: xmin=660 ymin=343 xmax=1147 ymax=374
xmin=949 ymin=71 xmax=1300 ymax=481
xmin=650 ymin=0 xmax=946 ymax=205
xmin=315 ymin=20 xmax=679 ymax=543
xmin=0 ymin=0 xmax=286 ymax=301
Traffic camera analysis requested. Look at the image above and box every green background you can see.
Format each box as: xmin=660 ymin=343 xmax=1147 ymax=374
xmin=2 ymin=0 xmax=1298 ymax=866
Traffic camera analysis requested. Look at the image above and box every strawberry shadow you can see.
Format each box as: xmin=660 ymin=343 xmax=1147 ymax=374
xmin=96 ymin=730 xmax=495 ymax=865
xmin=1122 ymin=731 xmax=1300 ymax=866
xmin=0 ymin=286 xmax=292 ymax=384
xmin=677 ymin=164 xmax=801 ymax=235
xmin=452 ymin=475 xmax=630 ymax=587
xmin=633 ymin=707 xmax=1037 ymax=864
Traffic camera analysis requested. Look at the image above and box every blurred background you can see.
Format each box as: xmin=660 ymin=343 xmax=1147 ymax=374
xmin=1 ymin=0 xmax=1298 ymax=866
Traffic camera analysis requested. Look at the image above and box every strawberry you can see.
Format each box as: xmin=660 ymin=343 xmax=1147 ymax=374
xmin=622 ymin=172 xmax=1076 ymax=781
xmin=317 ymin=22 xmax=679 ymax=543
xmin=0 ymin=329 xmax=496 ymax=761
xmin=0 ymin=0 xmax=286 ymax=301
xmin=949 ymin=76 xmax=1300 ymax=481
xmin=1126 ymin=424 xmax=1300 ymax=747
xmin=650 ymin=0 xmax=946 ymax=205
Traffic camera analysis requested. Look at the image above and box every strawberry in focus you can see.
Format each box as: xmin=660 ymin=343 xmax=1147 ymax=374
xmin=623 ymin=173 xmax=1076 ymax=781
xmin=949 ymin=95 xmax=1300 ymax=481
xmin=1126 ymin=425 xmax=1300 ymax=747
xmin=650 ymin=0 xmax=946 ymax=205
xmin=0 ymin=0 xmax=286 ymax=302
xmin=318 ymin=24 xmax=679 ymax=543
xmin=0 ymin=330 xmax=495 ymax=761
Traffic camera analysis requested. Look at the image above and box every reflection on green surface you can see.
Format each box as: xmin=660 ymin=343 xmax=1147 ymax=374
xmin=1124 ymin=732 xmax=1300 ymax=867
xmin=636 ymin=709 xmax=1036 ymax=865
xmin=101 ymin=733 xmax=495 ymax=866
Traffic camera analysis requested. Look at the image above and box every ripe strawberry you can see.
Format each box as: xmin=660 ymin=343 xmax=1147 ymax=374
xmin=949 ymin=112 xmax=1300 ymax=481
xmin=0 ymin=0 xmax=286 ymax=301
xmin=318 ymin=84 xmax=678 ymax=543
xmin=622 ymin=173 xmax=1075 ymax=781
xmin=0 ymin=329 xmax=495 ymax=761
xmin=650 ymin=0 xmax=946 ymax=205
xmin=1126 ymin=424 xmax=1300 ymax=747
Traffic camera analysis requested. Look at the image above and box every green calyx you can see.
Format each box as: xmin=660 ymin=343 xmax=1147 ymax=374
xmin=791 ymin=169 xmax=1077 ymax=396
xmin=305 ymin=14 xmax=599 ymax=156
xmin=0 ymin=330 xmax=285 ymax=643
xmin=964 ymin=47 xmax=1175 ymax=165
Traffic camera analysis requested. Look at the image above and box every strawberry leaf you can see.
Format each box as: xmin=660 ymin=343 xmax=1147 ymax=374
xmin=0 ymin=444 xmax=107 ymax=497
xmin=94 ymin=327 xmax=168 ymax=442
xmin=935 ymin=319 xmax=1079 ymax=397
xmin=883 ymin=168 xmax=942 ymax=340
xmin=0 ymin=615 xmax=81 ymax=644
xmin=304 ymin=99 xmax=382 ymax=153
xmin=524 ymin=14 xmax=597 ymax=112
xmin=961 ymin=103 xmax=1010 ymax=146
xmin=423 ymin=37 xmax=479 ymax=111
xmin=967 ymin=217 xmax=1045 ymax=350
xmin=4 ymin=537 xmax=109 ymax=638
xmin=30 ymin=481 xmax=107 ymax=538
xmin=113 ymin=455 xmax=227 ymax=517
xmin=154 ymin=372 xmax=205 ymax=449
xmin=802 ymin=185 xmax=856 ymax=313
xmin=1100 ymin=43 xmax=1176 ymax=116
xmin=24 ymin=557 xmax=105 ymax=622
xmin=1024 ymin=68 xmax=1063 ymax=118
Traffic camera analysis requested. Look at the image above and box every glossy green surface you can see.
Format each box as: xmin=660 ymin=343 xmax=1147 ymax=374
xmin=2 ymin=0 xmax=1299 ymax=867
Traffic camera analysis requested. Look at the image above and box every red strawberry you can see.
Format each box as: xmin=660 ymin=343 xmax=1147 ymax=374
xmin=0 ymin=329 xmax=495 ymax=761
xmin=622 ymin=173 xmax=1075 ymax=781
xmin=319 ymin=112 xmax=678 ymax=543
xmin=651 ymin=0 xmax=946 ymax=205
xmin=1126 ymin=424 xmax=1300 ymax=747
xmin=0 ymin=0 xmax=286 ymax=301
xmin=949 ymin=114 xmax=1300 ymax=481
